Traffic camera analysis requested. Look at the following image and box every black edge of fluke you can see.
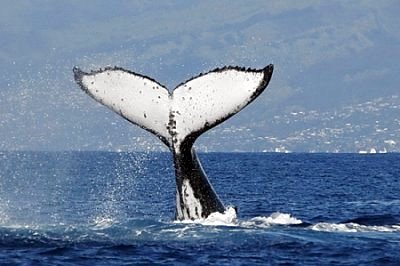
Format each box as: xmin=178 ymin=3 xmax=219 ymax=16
xmin=73 ymin=66 xmax=170 ymax=92
xmin=261 ymin=64 xmax=274 ymax=91
xmin=72 ymin=66 xmax=84 ymax=80
xmin=263 ymin=64 xmax=274 ymax=79
xmin=247 ymin=64 xmax=273 ymax=103
xmin=174 ymin=64 xmax=274 ymax=90
xmin=72 ymin=66 xmax=87 ymax=92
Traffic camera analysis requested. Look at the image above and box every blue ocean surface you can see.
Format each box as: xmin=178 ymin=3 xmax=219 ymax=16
xmin=0 ymin=151 xmax=399 ymax=265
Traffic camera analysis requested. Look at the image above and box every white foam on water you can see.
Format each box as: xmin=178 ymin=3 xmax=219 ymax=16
xmin=91 ymin=216 xmax=117 ymax=230
xmin=242 ymin=212 xmax=303 ymax=228
xmin=175 ymin=210 xmax=302 ymax=228
xmin=175 ymin=206 xmax=238 ymax=226
xmin=161 ymin=225 xmax=196 ymax=238
xmin=202 ymin=206 xmax=238 ymax=226
xmin=311 ymin=222 xmax=400 ymax=233
xmin=172 ymin=210 xmax=400 ymax=235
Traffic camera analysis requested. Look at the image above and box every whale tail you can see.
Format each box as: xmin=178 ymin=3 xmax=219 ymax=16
xmin=73 ymin=64 xmax=273 ymax=152
xmin=74 ymin=64 xmax=274 ymax=220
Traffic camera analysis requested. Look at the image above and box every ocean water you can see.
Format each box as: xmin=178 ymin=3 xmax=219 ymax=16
xmin=0 ymin=151 xmax=399 ymax=265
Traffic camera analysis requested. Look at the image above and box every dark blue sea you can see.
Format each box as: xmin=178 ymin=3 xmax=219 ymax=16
xmin=0 ymin=151 xmax=399 ymax=265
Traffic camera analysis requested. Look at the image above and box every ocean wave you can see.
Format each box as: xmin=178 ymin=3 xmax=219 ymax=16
xmin=346 ymin=199 xmax=400 ymax=207
xmin=311 ymin=222 xmax=400 ymax=233
xmin=175 ymin=210 xmax=400 ymax=234
xmin=1 ymin=211 xmax=399 ymax=247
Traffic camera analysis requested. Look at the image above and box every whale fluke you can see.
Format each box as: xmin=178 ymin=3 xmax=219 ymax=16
xmin=73 ymin=64 xmax=273 ymax=220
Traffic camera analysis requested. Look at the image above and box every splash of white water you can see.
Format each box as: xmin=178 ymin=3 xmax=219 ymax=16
xmin=176 ymin=206 xmax=238 ymax=226
xmin=174 ymin=210 xmax=400 ymax=234
xmin=176 ymin=209 xmax=302 ymax=228
xmin=241 ymin=212 xmax=303 ymax=228
xmin=0 ymin=200 xmax=9 ymax=224
xmin=91 ymin=215 xmax=117 ymax=230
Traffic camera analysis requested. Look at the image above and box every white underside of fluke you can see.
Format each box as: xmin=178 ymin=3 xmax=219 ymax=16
xmin=76 ymin=67 xmax=268 ymax=151
xmin=77 ymin=69 xmax=171 ymax=142
xmin=171 ymin=70 xmax=264 ymax=145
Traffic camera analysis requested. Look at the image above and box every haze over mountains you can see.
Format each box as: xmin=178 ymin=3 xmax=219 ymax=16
xmin=1 ymin=1 xmax=399 ymax=152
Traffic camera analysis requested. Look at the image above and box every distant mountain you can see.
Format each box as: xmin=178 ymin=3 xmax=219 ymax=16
xmin=198 ymin=95 xmax=400 ymax=153
xmin=0 ymin=1 xmax=399 ymax=151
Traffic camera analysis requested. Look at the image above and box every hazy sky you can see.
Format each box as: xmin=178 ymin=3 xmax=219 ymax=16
xmin=0 ymin=1 xmax=399 ymax=151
